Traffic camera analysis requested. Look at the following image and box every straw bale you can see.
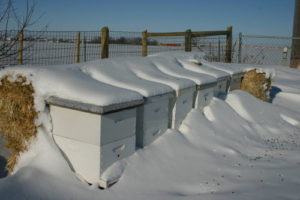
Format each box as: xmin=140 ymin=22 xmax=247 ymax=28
xmin=0 ymin=75 xmax=37 ymax=172
xmin=240 ymin=69 xmax=271 ymax=101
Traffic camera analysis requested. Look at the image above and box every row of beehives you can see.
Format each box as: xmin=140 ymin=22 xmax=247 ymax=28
xmin=47 ymin=53 xmax=246 ymax=188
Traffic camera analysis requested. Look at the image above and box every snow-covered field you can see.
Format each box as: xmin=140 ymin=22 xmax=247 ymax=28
xmin=0 ymin=53 xmax=300 ymax=200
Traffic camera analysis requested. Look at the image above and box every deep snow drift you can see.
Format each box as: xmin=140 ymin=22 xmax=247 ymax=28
xmin=0 ymin=53 xmax=300 ymax=200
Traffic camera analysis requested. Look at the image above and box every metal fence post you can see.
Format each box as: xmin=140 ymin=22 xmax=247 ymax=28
xmin=82 ymin=33 xmax=87 ymax=62
xmin=185 ymin=29 xmax=192 ymax=52
xmin=238 ymin=32 xmax=242 ymax=63
xmin=218 ymin=39 xmax=221 ymax=62
xmin=225 ymin=26 xmax=232 ymax=63
xmin=142 ymin=30 xmax=148 ymax=56
xmin=101 ymin=27 xmax=109 ymax=59
xmin=75 ymin=32 xmax=81 ymax=63
xmin=17 ymin=31 xmax=24 ymax=65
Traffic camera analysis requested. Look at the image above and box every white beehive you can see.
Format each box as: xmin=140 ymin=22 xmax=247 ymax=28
xmin=48 ymin=96 xmax=143 ymax=188
xmin=201 ymin=61 xmax=246 ymax=91
xmin=149 ymin=54 xmax=218 ymax=109
xmin=153 ymin=52 xmax=231 ymax=97
xmin=82 ymin=58 xmax=175 ymax=147
xmin=118 ymin=57 xmax=196 ymax=129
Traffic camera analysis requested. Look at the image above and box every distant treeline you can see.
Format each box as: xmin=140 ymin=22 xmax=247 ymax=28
xmin=0 ymin=34 xmax=159 ymax=45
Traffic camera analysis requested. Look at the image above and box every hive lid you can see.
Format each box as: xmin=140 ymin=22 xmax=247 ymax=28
xmin=47 ymin=96 xmax=144 ymax=114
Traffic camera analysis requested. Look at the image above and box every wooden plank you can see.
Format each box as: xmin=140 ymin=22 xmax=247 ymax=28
xmin=147 ymin=30 xmax=229 ymax=38
xmin=191 ymin=30 xmax=229 ymax=37
xmin=146 ymin=32 xmax=185 ymax=37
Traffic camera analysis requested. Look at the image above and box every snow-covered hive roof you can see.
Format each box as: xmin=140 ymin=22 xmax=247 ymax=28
xmin=148 ymin=53 xmax=217 ymax=86
xmin=110 ymin=56 xmax=196 ymax=92
xmin=151 ymin=52 xmax=231 ymax=80
xmin=81 ymin=58 xmax=175 ymax=98
xmin=0 ymin=66 xmax=144 ymax=113
xmin=201 ymin=60 xmax=246 ymax=75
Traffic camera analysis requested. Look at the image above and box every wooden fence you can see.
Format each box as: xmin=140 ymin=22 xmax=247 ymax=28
xmin=15 ymin=26 xmax=233 ymax=64
xmin=101 ymin=26 xmax=233 ymax=62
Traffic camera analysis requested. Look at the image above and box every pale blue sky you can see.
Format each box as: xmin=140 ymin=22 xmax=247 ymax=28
xmin=17 ymin=0 xmax=295 ymax=36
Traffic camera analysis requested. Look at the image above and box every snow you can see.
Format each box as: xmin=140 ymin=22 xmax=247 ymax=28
xmin=1 ymin=53 xmax=300 ymax=200
xmin=201 ymin=60 xmax=246 ymax=75
xmin=81 ymin=57 xmax=174 ymax=97
xmin=149 ymin=53 xmax=217 ymax=86
xmin=151 ymin=52 xmax=231 ymax=80
xmin=0 ymin=65 xmax=143 ymax=110
xmin=110 ymin=56 xmax=195 ymax=92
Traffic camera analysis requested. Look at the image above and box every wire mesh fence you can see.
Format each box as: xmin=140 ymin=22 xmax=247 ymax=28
xmin=233 ymin=34 xmax=300 ymax=66
xmin=192 ymin=35 xmax=228 ymax=62
xmin=23 ymin=31 xmax=78 ymax=65
xmin=109 ymin=31 xmax=142 ymax=57
xmin=0 ymin=30 xmax=19 ymax=66
xmin=80 ymin=31 xmax=101 ymax=62
xmin=2 ymin=29 xmax=298 ymax=67
xmin=147 ymin=35 xmax=185 ymax=55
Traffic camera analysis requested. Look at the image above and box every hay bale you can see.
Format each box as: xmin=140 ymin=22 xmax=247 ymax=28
xmin=240 ymin=69 xmax=271 ymax=101
xmin=0 ymin=75 xmax=37 ymax=173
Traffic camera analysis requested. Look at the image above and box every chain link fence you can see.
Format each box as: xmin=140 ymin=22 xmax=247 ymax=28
xmin=233 ymin=34 xmax=300 ymax=66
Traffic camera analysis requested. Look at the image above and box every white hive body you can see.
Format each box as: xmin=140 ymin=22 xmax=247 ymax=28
xmin=201 ymin=61 xmax=246 ymax=91
xmin=152 ymin=52 xmax=231 ymax=97
xmin=148 ymin=54 xmax=218 ymax=109
xmin=81 ymin=58 xmax=175 ymax=147
xmin=49 ymin=97 xmax=142 ymax=188
xmin=118 ymin=57 xmax=196 ymax=129
xmin=44 ymin=69 xmax=144 ymax=188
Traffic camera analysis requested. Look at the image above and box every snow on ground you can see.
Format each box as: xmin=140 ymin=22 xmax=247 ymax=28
xmin=0 ymin=53 xmax=300 ymax=200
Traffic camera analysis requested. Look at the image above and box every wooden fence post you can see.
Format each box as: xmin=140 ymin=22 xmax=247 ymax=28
xmin=101 ymin=27 xmax=109 ymax=59
xmin=185 ymin=29 xmax=192 ymax=52
xmin=142 ymin=30 xmax=148 ymax=56
xmin=17 ymin=31 xmax=24 ymax=65
xmin=225 ymin=26 xmax=232 ymax=63
xmin=75 ymin=32 xmax=81 ymax=63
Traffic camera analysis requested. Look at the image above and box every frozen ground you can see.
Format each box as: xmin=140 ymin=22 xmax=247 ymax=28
xmin=0 ymin=56 xmax=300 ymax=200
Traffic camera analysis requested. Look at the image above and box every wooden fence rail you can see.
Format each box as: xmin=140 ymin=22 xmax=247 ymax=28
xmin=141 ymin=26 xmax=233 ymax=62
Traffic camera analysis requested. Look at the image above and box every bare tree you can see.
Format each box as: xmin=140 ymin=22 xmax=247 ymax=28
xmin=0 ymin=0 xmax=38 ymax=66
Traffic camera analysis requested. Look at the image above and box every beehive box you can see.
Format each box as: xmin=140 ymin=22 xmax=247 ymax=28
xmin=202 ymin=61 xmax=246 ymax=91
xmin=149 ymin=55 xmax=218 ymax=109
xmin=81 ymin=59 xmax=175 ymax=147
xmin=48 ymin=96 xmax=143 ymax=188
xmin=119 ymin=57 xmax=196 ymax=129
xmin=152 ymin=52 xmax=231 ymax=97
